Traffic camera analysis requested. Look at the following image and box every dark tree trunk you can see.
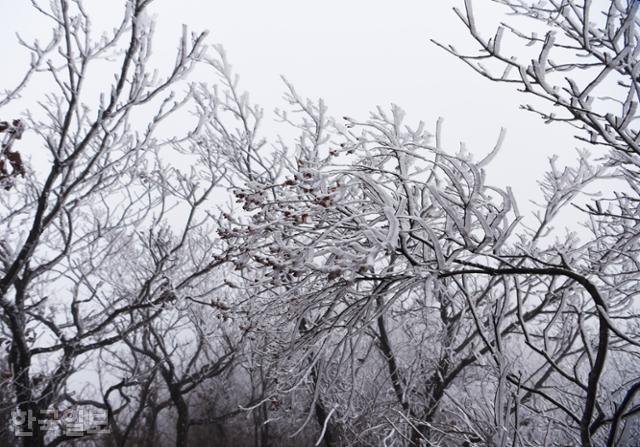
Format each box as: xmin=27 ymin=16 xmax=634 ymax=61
xmin=166 ymin=382 xmax=189 ymax=447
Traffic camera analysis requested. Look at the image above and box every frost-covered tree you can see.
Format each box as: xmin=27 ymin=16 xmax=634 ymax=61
xmin=212 ymin=1 xmax=640 ymax=446
xmin=0 ymin=1 xmax=242 ymax=446
xmin=2 ymin=0 xmax=639 ymax=447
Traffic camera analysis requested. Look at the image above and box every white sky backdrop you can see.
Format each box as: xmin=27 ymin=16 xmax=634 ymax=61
xmin=2 ymin=0 xmax=584 ymax=209
xmin=0 ymin=0 xmax=615 ymax=399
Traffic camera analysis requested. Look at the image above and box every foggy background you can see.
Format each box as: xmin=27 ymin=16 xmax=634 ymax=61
xmin=1 ymin=0 xmax=581 ymax=211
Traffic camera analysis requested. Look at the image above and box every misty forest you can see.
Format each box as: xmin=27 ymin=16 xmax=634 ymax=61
xmin=1 ymin=0 xmax=639 ymax=446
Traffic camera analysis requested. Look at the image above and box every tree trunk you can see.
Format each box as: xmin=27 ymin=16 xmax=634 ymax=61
xmin=163 ymin=375 xmax=189 ymax=447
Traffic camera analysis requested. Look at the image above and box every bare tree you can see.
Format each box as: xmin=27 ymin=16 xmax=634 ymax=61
xmin=92 ymin=298 xmax=239 ymax=447
xmin=3 ymin=0 xmax=639 ymax=446
xmin=0 ymin=1 xmax=235 ymax=446
xmin=435 ymin=1 xmax=640 ymax=445
xmin=214 ymin=1 xmax=640 ymax=446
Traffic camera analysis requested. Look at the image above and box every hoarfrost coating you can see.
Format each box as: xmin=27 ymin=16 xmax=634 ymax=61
xmin=0 ymin=1 xmax=638 ymax=447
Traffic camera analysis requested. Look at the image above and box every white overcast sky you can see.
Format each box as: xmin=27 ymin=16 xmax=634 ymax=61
xmin=2 ymin=0 xmax=581 ymax=206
